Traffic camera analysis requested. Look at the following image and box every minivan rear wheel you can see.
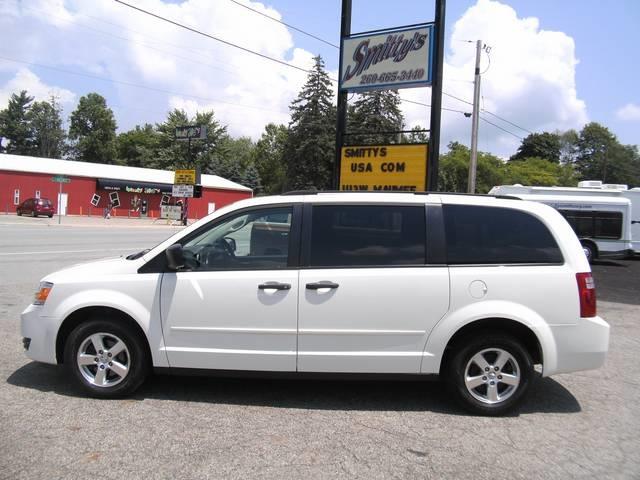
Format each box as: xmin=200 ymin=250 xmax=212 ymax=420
xmin=446 ymin=334 xmax=534 ymax=416
xmin=64 ymin=319 xmax=148 ymax=398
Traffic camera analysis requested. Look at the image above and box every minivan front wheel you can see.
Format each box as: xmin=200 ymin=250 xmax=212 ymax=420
xmin=446 ymin=334 xmax=534 ymax=415
xmin=64 ymin=319 xmax=148 ymax=398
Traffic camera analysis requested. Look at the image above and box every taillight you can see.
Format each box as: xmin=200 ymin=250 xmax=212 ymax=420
xmin=576 ymin=272 xmax=596 ymax=317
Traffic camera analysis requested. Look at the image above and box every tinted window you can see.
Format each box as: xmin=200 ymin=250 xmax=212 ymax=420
xmin=561 ymin=210 xmax=622 ymax=240
xmin=443 ymin=205 xmax=563 ymax=264
xmin=309 ymin=205 xmax=426 ymax=267
xmin=183 ymin=207 xmax=292 ymax=270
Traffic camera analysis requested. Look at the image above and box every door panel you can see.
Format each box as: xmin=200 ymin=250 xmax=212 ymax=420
xmin=298 ymin=267 xmax=449 ymax=373
xmin=159 ymin=204 xmax=300 ymax=371
xmin=160 ymin=270 xmax=298 ymax=370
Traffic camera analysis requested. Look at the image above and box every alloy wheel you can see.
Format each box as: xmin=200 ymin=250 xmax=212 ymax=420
xmin=464 ymin=347 xmax=520 ymax=405
xmin=76 ymin=332 xmax=130 ymax=387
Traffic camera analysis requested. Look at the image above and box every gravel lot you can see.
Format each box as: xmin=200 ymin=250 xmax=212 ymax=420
xmin=1 ymin=216 xmax=639 ymax=479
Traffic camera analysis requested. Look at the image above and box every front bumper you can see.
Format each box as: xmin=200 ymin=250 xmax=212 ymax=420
xmin=20 ymin=304 xmax=59 ymax=364
xmin=544 ymin=315 xmax=610 ymax=376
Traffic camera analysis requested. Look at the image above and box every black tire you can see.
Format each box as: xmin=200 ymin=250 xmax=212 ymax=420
xmin=581 ymin=241 xmax=596 ymax=263
xmin=16 ymin=210 xmax=21 ymax=216
xmin=48 ymin=214 xmax=53 ymax=218
xmin=31 ymin=210 xmax=36 ymax=217
xmin=64 ymin=319 xmax=149 ymax=398
xmin=445 ymin=333 xmax=534 ymax=416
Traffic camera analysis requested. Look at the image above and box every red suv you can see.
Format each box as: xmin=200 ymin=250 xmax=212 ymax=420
xmin=17 ymin=198 xmax=55 ymax=218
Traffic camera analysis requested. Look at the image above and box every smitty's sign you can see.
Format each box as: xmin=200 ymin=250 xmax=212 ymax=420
xmin=340 ymin=24 xmax=433 ymax=92
xmin=339 ymin=144 xmax=428 ymax=192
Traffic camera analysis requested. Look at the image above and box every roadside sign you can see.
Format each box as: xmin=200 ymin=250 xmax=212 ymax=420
xmin=339 ymin=144 xmax=428 ymax=192
xmin=175 ymin=125 xmax=206 ymax=141
xmin=52 ymin=175 xmax=71 ymax=183
xmin=174 ymin=169 xmax=196 ymax=185
xmin=172 ymin=184 xmax=194 ymax=198
xmin=161 ymin=205 xmax=182 ymax=221
xmin=340 ymin=24 xmax=434 ymax=92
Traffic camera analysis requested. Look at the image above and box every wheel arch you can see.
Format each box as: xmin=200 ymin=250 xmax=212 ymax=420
xmin=56 ymin=306 xmax=151 ymax=365
xmin=438 ymin=317 xmax=543 ymax=376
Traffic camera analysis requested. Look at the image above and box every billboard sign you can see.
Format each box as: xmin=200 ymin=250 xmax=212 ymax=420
xmin=339 ymin=144 xmax=428 ymax=192
xmin=340 ymin=24 xmax=434 ymax=92
xmin=175 ymin=125 xmax=206 ymax=141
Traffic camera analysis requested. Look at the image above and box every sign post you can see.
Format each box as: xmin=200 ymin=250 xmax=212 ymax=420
xmin=51 ymin=175 xmax=70 ymax=224
xmin=335 ymin=0 xmax=443 ymax=191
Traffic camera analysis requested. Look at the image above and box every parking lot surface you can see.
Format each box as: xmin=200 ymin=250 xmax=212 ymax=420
xmin=1 ymin=217 xmax=639 ymax=479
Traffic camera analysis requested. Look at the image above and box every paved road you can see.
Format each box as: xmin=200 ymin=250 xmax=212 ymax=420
xmin=0 ymin=220 xmax=638 ymax=479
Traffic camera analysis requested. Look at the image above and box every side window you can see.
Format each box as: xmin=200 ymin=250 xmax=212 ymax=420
xmin=183 ymin=206 xmax=293 ymax=270
xmin=443 ymin=205 xmax=563 ymax=265
xmin=308 ymin=205 xmax=426 ymax=267
xmin=561 ymin=210 xmax=622 ymax=240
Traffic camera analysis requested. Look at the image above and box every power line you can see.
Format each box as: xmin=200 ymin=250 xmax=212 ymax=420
xmin=0 ymin=55 xmax=290 ymax=115
xmin=479 ymin=115 xmax=523 ymax=140
xmin=227 ymin=0 xmax=339 ymax=49
xmin=481 ymin=110 xmax=533 ymax=134
xmin=112 ymin=0 xmax=313 ymax=76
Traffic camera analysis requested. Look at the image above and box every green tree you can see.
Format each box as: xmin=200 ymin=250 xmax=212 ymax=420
xmin=68 ymin=93 xmax=117 ymax=163
xmin=0 ymin=90 xmax=34 ymax=154
xmin=573 ymin=122 xmax=640 ymax=184
xmin=28 ymin=96 xmax=66 ymax=158
xmin=404 ymin=125 xmax=429 ymax=144
xmin=504 ymin=157 xmax=577 ymax=186
xmin=437 ymin=142 xmax=505 ymax=193
xmin=253 ymin=123 xmax=288 ymax=194
xmin=284 ymin=55 xmax=336 ymax=190
xmin=347 ymin=90 xmax=404 ymax=145
xmin=510 ymin=132 xmax=562 ymax=163
xmin=116 ymin=124 xmax=160 ymax=168
xmin=155 ymin=109 xmax=227 ymax=173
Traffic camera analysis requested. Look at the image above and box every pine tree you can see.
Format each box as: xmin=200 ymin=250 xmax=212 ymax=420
xmin=68 ymin=93 xmax=117 ymax=163
xmin=347 ymin=90 xmax=404 ymax=145
xmin=28 ymin=96 xmax=66 ymax=158
xmin=284 ymin=55 xmax=336 ymax=190
xmin=253 ymin=123 xmax=288 ymax=194
xmin=0 ymin=90 xmax=34 ymax=154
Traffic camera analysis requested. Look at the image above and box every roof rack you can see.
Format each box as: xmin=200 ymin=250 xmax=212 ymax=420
xmin=280 ymin=190 xmax=521 ymax=200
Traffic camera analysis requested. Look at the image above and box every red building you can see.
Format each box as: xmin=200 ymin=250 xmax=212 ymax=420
xmin=0 ymin=154 xmax=252 ymax=219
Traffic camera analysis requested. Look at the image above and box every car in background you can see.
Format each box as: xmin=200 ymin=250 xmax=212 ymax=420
xmin=17 ymin=198 xmax=55 ymax=218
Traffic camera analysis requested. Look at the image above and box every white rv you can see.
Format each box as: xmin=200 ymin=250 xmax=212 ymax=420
xmin=490 ymin=181 xmax=637 ymax=261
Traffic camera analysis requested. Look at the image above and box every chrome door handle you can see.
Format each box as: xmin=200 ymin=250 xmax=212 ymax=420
xmin=306 ymin=282 xmax=339 ymax=290
xmin=258 ymin=282 xmax=291 ymax=291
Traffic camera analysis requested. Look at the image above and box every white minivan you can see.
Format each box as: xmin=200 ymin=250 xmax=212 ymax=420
xmin=21 ymin=192 xmax=610 ymax=415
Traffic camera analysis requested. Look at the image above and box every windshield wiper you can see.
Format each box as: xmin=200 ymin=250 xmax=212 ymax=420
xmin=126 ymin=249 xmax=150 ymax=260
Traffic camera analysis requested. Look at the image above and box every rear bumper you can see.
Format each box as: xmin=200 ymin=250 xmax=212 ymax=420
xmin=544 ymin=316 xmax=610 ymax=376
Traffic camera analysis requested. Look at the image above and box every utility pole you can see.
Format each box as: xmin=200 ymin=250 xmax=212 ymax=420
xmin=467 ymin=39 xmax=482 ymax=193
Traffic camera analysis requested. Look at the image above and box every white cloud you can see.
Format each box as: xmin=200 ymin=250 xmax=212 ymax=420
xmin=616 ymin=103 xmax=640 ymax=122
xmin=401 ymin=0 xmax=588 ymax=157
xmin=0 ymin=68 xmax=76 ymax=108
xmin=1 ymin=0 xmax=589 ymax=157
xmin=0 ymin=0 xmax=319 ymax=139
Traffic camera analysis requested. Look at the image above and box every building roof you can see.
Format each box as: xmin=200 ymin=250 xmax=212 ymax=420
xmin=0 ymin=153 xmax=252 ymax=192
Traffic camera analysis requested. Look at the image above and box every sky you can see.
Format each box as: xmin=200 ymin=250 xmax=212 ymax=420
xmin=1 ymin=0 xmax=639 ymax=159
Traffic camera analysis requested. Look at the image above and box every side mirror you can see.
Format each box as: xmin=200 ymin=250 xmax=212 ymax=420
xmin=224 ymin=237 xmax=237 ymax=252
xmin=166 ymin=243 xmax=185 ymax=271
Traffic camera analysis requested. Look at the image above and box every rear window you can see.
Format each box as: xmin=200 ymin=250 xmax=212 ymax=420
xmin=309 ymin=205 xmax=426 ymax=267
xmin=443 ymin=205 xmax=563 ymax=265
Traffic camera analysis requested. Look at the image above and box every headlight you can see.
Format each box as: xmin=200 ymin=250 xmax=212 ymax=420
xmin=33 ymin=282 xmax=54 ymax=306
